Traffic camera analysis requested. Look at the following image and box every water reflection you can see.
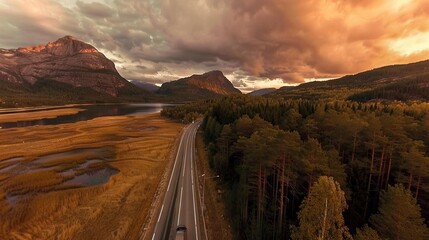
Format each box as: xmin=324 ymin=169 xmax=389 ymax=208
xmin=0 ymin=103 xmax=174 ymax=129
xmin=33 ymin=148 xmax=110 ymax=164
xmin=63 ymin=167 xmax=118 ymax=187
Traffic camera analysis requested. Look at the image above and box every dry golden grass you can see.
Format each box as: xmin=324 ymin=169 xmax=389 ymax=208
xmin=0 ymin=112 xmax=183 ymax=240
xmin=0 ymin=108 xmax=85 ymax=123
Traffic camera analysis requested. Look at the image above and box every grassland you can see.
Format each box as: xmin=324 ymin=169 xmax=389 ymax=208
xmin=0 ymin=111 xmax=183 ymax=240
xmin=0 ymin=108 xmax=85 ymax=123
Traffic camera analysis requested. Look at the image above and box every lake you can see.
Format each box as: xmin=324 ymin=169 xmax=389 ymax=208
xmin=0 ymin=103 xmax=174 ymax=129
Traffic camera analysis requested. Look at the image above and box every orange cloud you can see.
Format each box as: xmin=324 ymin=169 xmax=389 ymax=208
xmin=146 ymin=0 xmax=429 ymax=83
xmin=0 ymin=0 xmax=429 ymax=88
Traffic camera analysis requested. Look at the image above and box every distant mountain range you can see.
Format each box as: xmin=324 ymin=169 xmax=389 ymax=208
xmin=129 ymin=80 xmax=160 ymax=93
xmin=0 ymin=36 xmax=241 ymax=107
xmin=270 ymin=60 xmax=429 ymax=102
xmin=1 ymin=36 xmax=429 ymax=107
xmin=248 ymin=88 xmax=277 ymax=96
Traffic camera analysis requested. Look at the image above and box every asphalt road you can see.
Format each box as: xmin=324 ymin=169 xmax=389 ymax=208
xmin=151 ymin=121 xmax=201 ymax=240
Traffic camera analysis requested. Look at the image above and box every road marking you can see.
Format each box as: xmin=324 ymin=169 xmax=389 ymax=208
xmin=177 ymin=186 xmax=183 ymax=225
xmin=149 ymin=123 xmax=200 ymax=240
xmin=182 ymin=142 xmax=187 ymax=177
xmin=151 ymin=127 xmax=186 ymax=240
xmin=157 ymin=204 xmax=164 ymax=222
xmin=191 ymin=126 xmax=199 ymax=240
xmin=167 ymin=127 xmax=186 ymax=192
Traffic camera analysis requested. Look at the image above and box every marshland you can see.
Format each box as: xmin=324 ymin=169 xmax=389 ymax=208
xmin=0 ymin=104 xmax=182 ymax=239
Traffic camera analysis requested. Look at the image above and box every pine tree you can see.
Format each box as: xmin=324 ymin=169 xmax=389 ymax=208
xmin=370 ymin=184 xmax=429 ymax=240
xmin=354 ymin=225 xmax=381 ymax=240
xmin=291 ymin=176 xmax=351 ymax=240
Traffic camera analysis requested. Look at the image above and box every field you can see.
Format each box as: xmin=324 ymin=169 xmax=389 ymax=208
xmin=0 ymin=111 xmax=183 ymax=239
xmin=0 ymin=107 xmax=85 ymax=123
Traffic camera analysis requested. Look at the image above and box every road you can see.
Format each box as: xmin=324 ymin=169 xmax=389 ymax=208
xmin=151 ymin=121 xmax=202 ymax=240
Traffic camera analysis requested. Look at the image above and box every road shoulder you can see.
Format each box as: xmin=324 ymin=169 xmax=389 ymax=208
xmin=139 ymin=125 xmax=185 ymax=240
xmin=195 ymin=129 xmax=234 ymax=240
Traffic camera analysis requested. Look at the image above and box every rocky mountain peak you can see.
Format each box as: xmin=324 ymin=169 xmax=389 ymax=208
xmin=14 ymin=36 xmax=99 ymax=56
xmin=185 ymin=70 xmax=241 ymax=95
xmin=0 ymin=36 xmax=131 ymax=96
xmin=45 ymin=35 xmax=99 ymax=56
xmin=158 ymin=70 xmax=241 ymax=100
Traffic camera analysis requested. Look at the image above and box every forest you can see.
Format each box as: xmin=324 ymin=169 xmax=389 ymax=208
xmin=162 ymin=95 xmax=429 ymax=239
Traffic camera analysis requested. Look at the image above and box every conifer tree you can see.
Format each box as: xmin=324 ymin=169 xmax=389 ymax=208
xmin=354 ymin=225 xmax=381 ymax=240
xmin=370 ymin=184 xmax=429 ymax=240
xmin=291 ymin=176 xmax=350 ymax=240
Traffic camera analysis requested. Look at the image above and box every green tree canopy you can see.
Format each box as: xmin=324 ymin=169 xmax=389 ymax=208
xmin=370 ymin=184 xmax=429 ymax=240
xmin=291 ymin=176 xmax=350 ymax=240
xmin=354 ymin=225 xmax=381 ymax=240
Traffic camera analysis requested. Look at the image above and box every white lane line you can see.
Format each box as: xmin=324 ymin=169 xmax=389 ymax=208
xmin=152 ymin=126 xmax=186 ymax=240
xmin=157 ymin=204 xmax=164 ymax=222
xmin=191 ymin=126 xmax=199 ymax=240
xmin=191 ymin=130 xmax=194 ymax=184
xmin=192 ymin=180 xmax=198 ymax=240
xmin=167 ymin=127 xmax=186 ymax=192
xmin=182 ymin=138 xmax=187 ymax=177
xmin=177 ymin=186 xmax=184 ymax=225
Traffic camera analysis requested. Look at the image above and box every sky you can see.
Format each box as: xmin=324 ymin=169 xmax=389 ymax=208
xmin=1 ymin=0 xmax=429 ymax=92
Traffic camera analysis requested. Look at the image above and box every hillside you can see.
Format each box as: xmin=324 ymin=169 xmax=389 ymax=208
xmin=248 ymin=88 xmax=277 ymax=96
xmin=130 ymin=80 xmax=160 ymax=93
xmin=158 ymin=70 xmax=241 ymax=101
xmin=270 ymin=59 xmax=429 ymax=101
xmin=0 ymin=36 xmax=155 ymax=107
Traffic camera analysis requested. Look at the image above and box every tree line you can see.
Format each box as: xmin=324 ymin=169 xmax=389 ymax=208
xmin=162 ymin=95 xmax=429 ymax=239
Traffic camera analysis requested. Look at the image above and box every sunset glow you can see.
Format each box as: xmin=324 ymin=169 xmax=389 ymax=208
xmin=389 ymin=31 xmax=429 ymax=56
xmin=1 ymin=0 xmax=428 ymax=91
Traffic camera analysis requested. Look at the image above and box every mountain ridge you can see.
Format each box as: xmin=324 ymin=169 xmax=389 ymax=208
xmin=0 ymin=36 xmax=242 ymax=107
xmin=270 ymin=59 xmax=429 ymax=101
xmin=248 ymin=88 xmax=277 ymax=96
xmin=130 ymin=80 xmax=160 ymax=93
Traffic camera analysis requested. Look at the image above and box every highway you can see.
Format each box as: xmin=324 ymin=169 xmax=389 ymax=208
xmin=151 ymin=121 xmax=202 ymax=240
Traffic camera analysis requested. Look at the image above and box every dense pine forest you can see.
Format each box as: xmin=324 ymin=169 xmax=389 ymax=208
xmin=162 ymin=95 xmax=429 ymax=239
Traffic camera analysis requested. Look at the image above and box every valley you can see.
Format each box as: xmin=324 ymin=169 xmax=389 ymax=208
xmin=1 ymin=5 xmax=429 ymax=238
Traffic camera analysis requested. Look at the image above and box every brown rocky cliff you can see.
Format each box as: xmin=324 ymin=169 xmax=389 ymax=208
xmin=158 ymin=70 xmax=241 ymax=99
xmin=0 ymin=36 xmax=129 ymax=96
xmin=186 ymin=70 xmax=241 ymax=95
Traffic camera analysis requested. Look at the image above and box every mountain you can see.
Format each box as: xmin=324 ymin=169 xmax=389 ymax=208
xmin=158 ymin=70 xmax=241 ymax=101
xmin=270 ymin=59 xmax=429 ymax=101
xmin=248 ymin=88 xmax=277 ymax=96
xmin=130 ymin=80 xmax=160 ymax=93
xmin=0 ymin=36 xmax=154 ymax=106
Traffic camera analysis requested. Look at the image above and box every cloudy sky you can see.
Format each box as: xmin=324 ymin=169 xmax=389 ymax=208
xmin=1 ymin=0 xmax=429 ymax=92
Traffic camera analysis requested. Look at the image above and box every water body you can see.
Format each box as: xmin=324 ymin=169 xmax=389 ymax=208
xmin=5 ymin=167 xmax=118 ymax=205
xmin=0 ymin=103 xmax=172 ymax=204
xmin=63 ymin=167 xmax=119 ymax=187
xmin=0 ymin=103 xmax=174 ymax=129
xmin=33 ymin=148 xmax=110 ymax=165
